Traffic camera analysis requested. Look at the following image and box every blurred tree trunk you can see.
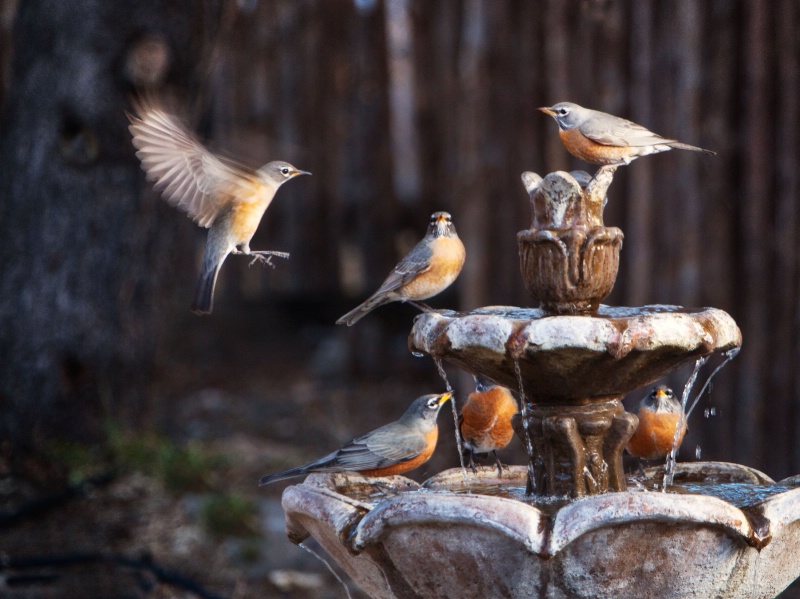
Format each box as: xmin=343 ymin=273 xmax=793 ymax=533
xmin=0 ymin=0 xmax=224 ymax=459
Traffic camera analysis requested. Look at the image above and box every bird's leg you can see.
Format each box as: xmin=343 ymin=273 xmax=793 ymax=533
xmin=492 ymin=451 xmax=505 ymax=478
xmin=232 ymin=244 xmax=291 ymax=268
xmin=406 ymin=300 xmax=433 ymax=312
xmin=463 ymin=448 xmax=478 ymax=474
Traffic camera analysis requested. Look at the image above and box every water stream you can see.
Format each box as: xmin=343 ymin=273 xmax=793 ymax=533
xmin=299 ymin=541 xmax=353 ymax=599
xmin=513 ymin=359 xmax=538 ymax=495
xmin=663 ymin=348 xmax=741 ymax=490
xmin=432 ymin=357 xmax=470 ymax=491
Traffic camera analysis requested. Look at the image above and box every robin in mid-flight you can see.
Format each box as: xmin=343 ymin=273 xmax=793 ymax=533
xmin=258 ymin=392 xmax=452 ymax=485
xmin=459 ymin=376 xmax=519 ymax=476
xmin=128 ymin=98 xmax=310 ymax=314
xmin=336 ymin=211 xmax=466 ymax=326
xmin=539 ymin=102 xmax=715 ymax=167
xmin=626 ymin=385 xmax=688 ymax=460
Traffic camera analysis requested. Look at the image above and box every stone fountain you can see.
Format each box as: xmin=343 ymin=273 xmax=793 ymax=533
xmin=279 ymin=168 xmax=800 ymax=598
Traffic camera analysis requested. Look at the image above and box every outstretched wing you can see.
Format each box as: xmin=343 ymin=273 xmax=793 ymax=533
xmin=128 ymin=99 xmax=260 ymax=228
xmin=580 ymin=114 xmax=674 ymax=148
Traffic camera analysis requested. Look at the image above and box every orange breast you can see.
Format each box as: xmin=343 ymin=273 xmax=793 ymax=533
xmin=460 ymin=388 xmax=518 ymax=453
xmin=559 ymin=128 xmax=637 ymax=165
xmin=626 ymin=408 xmax=687 ymax=460
xmin=358 ymin=429 xmax=438 ymax=477
xmin=400 ymin=236 xmax=466 ymax=300
xmin=228 ymin=185 xmax=272 ymax=243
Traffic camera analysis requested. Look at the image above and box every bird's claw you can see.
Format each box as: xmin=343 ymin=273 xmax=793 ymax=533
xmin=246 ymin=251 xmax=291 ymax=269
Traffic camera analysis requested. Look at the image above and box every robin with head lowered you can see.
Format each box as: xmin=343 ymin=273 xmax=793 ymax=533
xmin=626 ymin=385 xmax=688 ymax=460
xmin=259 ymin=392 xmax=452 ymax=485
xmin=459 ymin=376 xmax=519 ymax=476
xmin=128 ymin=98 xmax=310 ymax=314
xmin=336 ymin=212 xmax=465 ymax=326
xmin=539 ymin=102 xmax=715 ymax=167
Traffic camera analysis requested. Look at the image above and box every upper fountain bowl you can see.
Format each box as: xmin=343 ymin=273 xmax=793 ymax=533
xmin=409 ymin=304 xmax=741 ymax=404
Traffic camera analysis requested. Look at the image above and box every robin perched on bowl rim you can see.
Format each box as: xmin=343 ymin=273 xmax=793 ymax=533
xmin=128 ymin=97 xmax=310 ymax=315
xmin=459 ymin=376 xmax=519 ymax=476
xmin=258 ymin=392 xmax=452 ymax=485
xmin=336 ymin=211 xmax=466 ymax=326
xmin=539 ymin=102 xmax=715 ymax=167
xmin=626 ymin=385 xmax=688 ymax=461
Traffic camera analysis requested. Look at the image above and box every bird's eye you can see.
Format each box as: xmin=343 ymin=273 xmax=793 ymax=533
xmin=558 ymin=107 xmax=569 ymax=116
xmin=427 ymin=398 xmax=439 ymax=409
xmin=280 ymin=167 xmax=290 ymax=176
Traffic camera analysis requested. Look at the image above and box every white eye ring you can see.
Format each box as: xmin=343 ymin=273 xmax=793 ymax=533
xmin=280 ymin=167 xmax=290 ymax=175
xmin=427 ymin=399 xmax=438 ymax=409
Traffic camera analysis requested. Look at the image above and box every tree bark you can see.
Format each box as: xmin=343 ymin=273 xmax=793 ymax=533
xmin=0 ymin=0 xmax=223 ymax=454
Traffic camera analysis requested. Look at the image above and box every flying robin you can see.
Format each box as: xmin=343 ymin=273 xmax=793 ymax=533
xmin=336 ymin=211 xmax=466 ymax=326
xmin=539 ymin=102 xmax=715 ymax=167
xmin=259 ymin=392 xmax=452 ymax=485
xmin=128 ymin=98 xmax=310 ymax=314
xmin=459 ymin=376 xmax=519 ymax=476
xmin=626 ymin=385 xmax=688 ymax=460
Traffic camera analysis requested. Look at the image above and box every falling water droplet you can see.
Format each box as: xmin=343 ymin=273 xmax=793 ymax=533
xmin=432 ymin=357 xmax=470 ymax=491
xmin=411 ymin=351 xmax=424 ymax=358
xmin=299 ymin=542 xmax=352 ymax=599
xmin=696 ymin=445 xmax=702 ymax=460
xmin=704 ymin=406 xmax=717 ymax=418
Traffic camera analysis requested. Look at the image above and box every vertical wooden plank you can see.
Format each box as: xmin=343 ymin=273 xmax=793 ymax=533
xmin=625 ymin=0 xmax=655 ymax=306
xmin=735 ymin=0 xmax=771 ymax=468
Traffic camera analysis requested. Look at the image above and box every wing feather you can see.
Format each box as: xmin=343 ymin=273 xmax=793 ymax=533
xmin=128 ymin=100 xmax=261 ymax=227
xmin=580 ymin=115 xmax=675 ymax=148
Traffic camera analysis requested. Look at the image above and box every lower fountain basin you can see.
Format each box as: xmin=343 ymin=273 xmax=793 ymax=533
xmin=282 ymin=463 xmax=800 ymax=599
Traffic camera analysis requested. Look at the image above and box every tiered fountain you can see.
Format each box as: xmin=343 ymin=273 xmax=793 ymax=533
xmin=279 ymin=168 xmax=800 ymax=598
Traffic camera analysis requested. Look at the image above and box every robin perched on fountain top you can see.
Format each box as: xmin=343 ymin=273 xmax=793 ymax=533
xmin=626 ymin=385 xmax=688 ymax=460
xmin=459 ymin=376 xmax=519 ymax=476
xmin=128 ymin=97 xmax=310 ymax=315
xmin=259 ymin=392 xmax=452 ymax=485
xmin=539 ymin=102 xmax=715 ymax=166
xmin=336 ymin=211 xmax=466 ymax=326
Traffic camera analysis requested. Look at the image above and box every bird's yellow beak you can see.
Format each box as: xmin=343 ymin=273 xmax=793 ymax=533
xmin=438 ymin=392 xmax=453 ymax=406
xmin=538 ymin=107 xmax=556 ymax=117
xmin=655 ymin=389 xmax=670 ymax=400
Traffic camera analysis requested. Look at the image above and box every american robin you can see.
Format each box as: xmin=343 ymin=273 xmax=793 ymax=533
xmin=539 ymin=102 xmax=715 ymax=166
xmin=128 ymin=98 xmax=310 ymax=314
xmin=626 ymin=385 xmax=688 ymax=460
xmin=336 ymin=211 xmax=466 ymax=326
xmin=258 ymin=392 xmax=452 ymax=485
xmin=459 ymin=376 xmax=519 ymax=476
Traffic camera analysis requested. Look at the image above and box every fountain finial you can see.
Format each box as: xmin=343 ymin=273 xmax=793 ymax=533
xmin=518 ymin=169 xmax=622 ymax=315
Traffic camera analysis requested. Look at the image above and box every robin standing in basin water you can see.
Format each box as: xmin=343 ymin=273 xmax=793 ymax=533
xmin=539 ymin=102 xmax=715 ymax=167
xmin=336 ymin=212 xmax=465 ymax=326
xmin=259 ymin=392 xmax=452 ymax=485
xmin=459 ymin=377 xmax=519 ymax=476
xmin=626 ymin=385 xmax=688 ymax=460
xmin=128 ymin=98 xmax=310 ymax=314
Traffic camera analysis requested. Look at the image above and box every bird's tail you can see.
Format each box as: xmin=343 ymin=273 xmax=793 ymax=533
xmin=335 ymin=295 xmax=391 ymax=326
xmin=668 ymin=141 xmax=716 ymax=155
xmin=191 ymin=256 xmax=223 ymax=315
xmin=259 ymin=466 xmax=310 ymax=486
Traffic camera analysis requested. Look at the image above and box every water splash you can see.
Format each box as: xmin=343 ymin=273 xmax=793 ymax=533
xmin=299 ymin=541 xmax=352 ymax=599
xmin=704 ymin=407 xmax=717 ymax=418
xmin=513 ymin=359 xmax=538 ymax=495
xmin=663 ymin=357 xmax=706 ymax=490
xmin=685 ymin=348 xmax=740 ymax=419
xmin=696 ymin=446 xmax=702 ymax=460
xmin=432 ymin=357 xmax=470 ymax=490
xmin=662 ymin=348 xmax=740 ymax=490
